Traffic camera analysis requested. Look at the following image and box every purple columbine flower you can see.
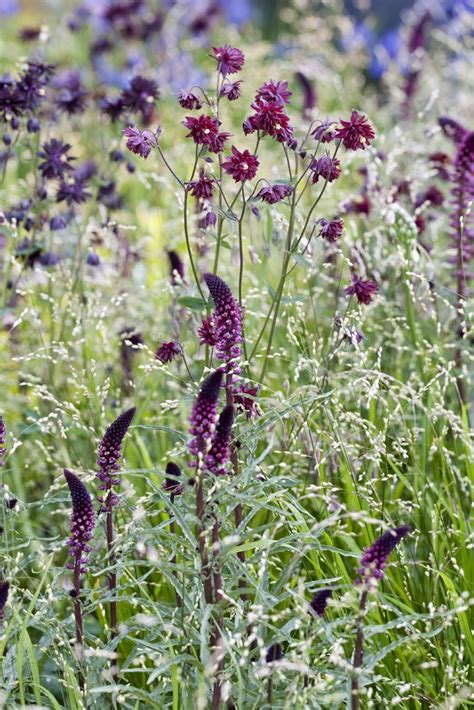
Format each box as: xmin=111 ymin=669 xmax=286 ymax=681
xmin=53 ymin=70 xmax=88 ymax=115
xmin=345 ymin=274 xmax=379 ymax=305
xmin=156 ymin=341 xmax=181 ymax=363
xmin=212 ymin=45 xmax=245 ymax=76
xmin=38 ymin=139 xmax=75 ymax=180
xmin=309 ymin=588 xmax=332 ymax=617
xmin=206 ymin=405 xmax=234 ymax=475
xmin=123 ymin=126 xmax=157 ymax=158
xmin=0 ymin=580 xmax=9 ymax=620
xmin=311 ymin=155 xmax=341 ymax=184
xmin=121 ymin=75 xmax=159 ymax=123
xmin=178 ymin=90 xmax=202 ymax=110
xmin=335 ymin=110 xmax=375 ymax=151
xmin=255 ymin=79 xmax=292 ymax=106
xmin=163 ymin=462 xmax=184 ymax=497
xmin=266 ymin=643 xmax=283 ymax=662
xmin=222 ymin=146 xmax=259 ymax=182
xmin=319 ymin=217 xmax=344 ymax=242
xmin=357 ymin=525 xmax=411 ymax=585
xmin=64 ymin=469 xmax=95 ymax=574
xmin=182 ymin=115 xmax=219 ymax=146
xmin=203 ymin=273 xmax=243 ymax=363
xmin=312 ymin=119 xmax=335 ymax=143
xmin=234 ymin=383 xmax=260 ymax=418
xmin=186 ymin=170 xmax=215 ymax=199
xmin=246 ymin=98 xmax=294 ymax=143
xmin=189 ymin=369 xmax=224 ymax=459
xmin=257 ymin=183 xmax=293 ymax=204
xmin=219 ymin=81 xmax=242 ymax=101
xmin=198 ymin=315 xmax=217 ymax=346
xmin=0 ymin=416 xmax=5 ymax=467
xmin=96 ymin=407 xmax=136 ymax=507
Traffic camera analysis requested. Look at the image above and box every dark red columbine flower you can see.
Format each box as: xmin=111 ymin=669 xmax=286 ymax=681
xmin=309 ymin=588 xmax=332 ymax=617
xmin=257 ymin=183 xmax=293 ymax=204
xmin=198 ymin=315 xmax=217 ymax=346
xmin=167 ymin=250 xmax=185 ymax=284
xmin=163 ymin=462 xmax=184 ymax=496
xmin=234 ymin=382 xmax=260 ymax=418
xmin=266 ymin=643 xmax=283 ymax=662
xmin=345 ymin=274 xmax=378 ymax=305
xmin=335 ymin=110 xmax=375 ymax=151
xmin=255 ymin=79 xmax=292 ymax=106
xmin=312 ymin=119 xmax=335 ymax=143
xmin=156 ymin=341 xmax=181 ymax=363
xmin=311 ymin=155 xmax=341 ymax=184
xmin=222 ymin=146 xmax=259 ymax=182
xmin=189 ymin=369 xmax=224 ymax=458
xmin=0 ymin=417 xmax=5 ymax=467
xmin=96 ymin=408 xmax=136 ymax=507
xmin=344 ymin=194 xmax=371 ymax=216
xmin=204 ymin=273 xmax=243 ymax=362
xmin=206 ymin=405 xmax=234 ymax=476
xmin=212 ymin=45 xmax=245 ymax=76
xmin=121 ymin=75 xmax=159 ymax=122
xmin=357 ymin=525 xmax=411 ymax=585
xmin=0 ymin=580 xmax=9 ymax=620
xmin=186 ymin=170 xmax=215 ymax=199
xmin=208 ymin=130 xmax=231 ymax=154
xmin=38 ymin=139 xmax=75 ymax=180
xmin=64 ymin=469 xmax=95 ymax=574
xmin=247 ymin=98 xmax=294 ymax=143
xmin=182 ymin=114 xmax=220 ymax=146
xmin=123 ymin=126 xmax=157 ymax=158
xmin=178 ymin=90 xmax=202 ymax=110
xmin=219 ymin=81 xmax=242 ymax=101
xmin=414 ymin=185 xmax=444 ymax=209
xmin=319 ymin=217 xmax=344 ymax=242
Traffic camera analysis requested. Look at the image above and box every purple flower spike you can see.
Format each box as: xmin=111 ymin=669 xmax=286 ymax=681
xmin=0 ymin=580 xmax=9 ymax=620
xmin=309 ymin=588 xmax=332 ymax=617
xmin=206 ymin=405 xmax=234 ymax=476
xmin=357 ymin=525 xmax=412 ymax=586
xmin=163 ymin=462 xmax=184 ymax=497
xmin=439 ymin=117 xmax=468 ymax=146
xmin=450 ymin=132 xmax=474 ymax=296
xmin=203 ymin=273 xmax=243 ymax=363
xmin=0 ymin=416 xmax=6 ymax=467
xmin=189 ymin=369 xmax=224 ymax=459
xmin=97 ymin=407 xmax=136 ymax=505
xmin=64 ymin=469 xmax=95 ymax=574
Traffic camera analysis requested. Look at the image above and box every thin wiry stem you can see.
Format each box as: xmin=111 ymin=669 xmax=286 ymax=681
xmin=351 ymin=589 xmax=368 ymax=710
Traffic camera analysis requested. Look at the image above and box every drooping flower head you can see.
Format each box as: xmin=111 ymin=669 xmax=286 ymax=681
xmin=206 ymin=405 xmax=234 ymax=476
xmin=335 ymin=110 xmax=375 ymax=151
xmin=156 ymin=341 xmax=181 ymax=363
xmin=222 ymin=146 xmax=259 ymax=182
xmin=163 ymin=462 xmax=184 ymax=497
xmin=311 ymin=155 xmax=341 ymax=184
xmin=204 ymin=273 xmax=243 ymax=362
xmin=123 ymin=126 xmax=157 ymax=158
xmin=198 ymin=314 xmax=217 ymax=346
xmin=357 ymin=525 xmax=411 ymax=586
xmin=309 ymin=588 xmax=332 ymax=617
xmin=257 ymin=183 xmax=293 ymax=204
xmin=186 ymin=169 xmax=215 ymax=199
xmin=345 ymin=274 xmax=379 ymax=305
xmin=0 ymin=580 xmax=9 ymax=620
xmin=97 ymin=407 xmax=136 ymax=505
xmin=178 ymin=90 xmax=202 ymax=110
xmin=319 ymin=217 xmax=344 ymax=242
xmin=219 ymin=81 xmax=242 ymax=101
xmin=0 ymin=416 xmax=5 ymax=467
xmin=312 ymin=119 xmax=335 ymax=143
xmin=64 ymin=469 xmax=95 ymax=573
xmin=189 ymin=369 xmax=224 ymax=459
xmin=212 ymin=45 xmax=245 ymax=76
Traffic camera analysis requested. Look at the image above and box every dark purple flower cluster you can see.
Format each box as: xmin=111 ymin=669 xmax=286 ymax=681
xmin=345 ymin=274 xmax=379 ymax=305
xmin=53 ymin=70 xmax=88 ymax=115
xmin=312 ymin=119 xmax=336 ymax=143
xmin=309 ymin=588 xmax=332 ymax=617
xmin=198 ymin=315 xmax=217 ymax=347
xmin=357 ymin=525 xmax=411 ymax=585
xmin=234 ymin=383 xmax=260 ymax=418
xmin=182 ymin=115 xmax=230 ymax=154
xmin=186 ymin=170 xmax=215 ymax=199
xmin=64 ymin=469 xmax=96 ymax=574
xmin=219 ymin=81 xmax=242 ymax=102
xmin=0 ymin=580 xmax=9 ymax=620
xmin=244 ymin=82 xmax=294 ymax=144
xmin=222 ymin=146 xmax=259 ymax=182
xmin=257 ymin=183 xmax=293 ymax=204
xmin=189 ymin=369 xmax=223 ymax=459
xmin=123 ymin=126 xmax=158 ymax=159
xmin=319 ymin=217 xmax=344 ymax=242
xmin=178 ymin=90 xmax=202 ymax=110
xmin=335 ymin=110 xmax=375 ymax=151
xmin=156 ymin=341 xmax=181 ymax=363
xmin=38 ymin=139 xmax=75 ymax=180
xmin=311 ymin=155 xmax=341 ymax=184
xmin=205 ymin=405 xmax=234 ymax=475
xmin=212 ymin=45 xmax=245 ymax=76
xmin=0 ymin=61 xmax=54 ymax=123
xmin=204 ymin=273 xmax=243 ymax=363
xmin=96 ymin=407 xmax=136 ymax=507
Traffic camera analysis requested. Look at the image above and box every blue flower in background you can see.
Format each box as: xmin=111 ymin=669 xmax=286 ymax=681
xmin=219 ymin=0 xmax=254 ymax=25
xmin=368 ymin=29 xmax=401 ymax=79
xmin=0 ymin=0 xmax=19 ymax=16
